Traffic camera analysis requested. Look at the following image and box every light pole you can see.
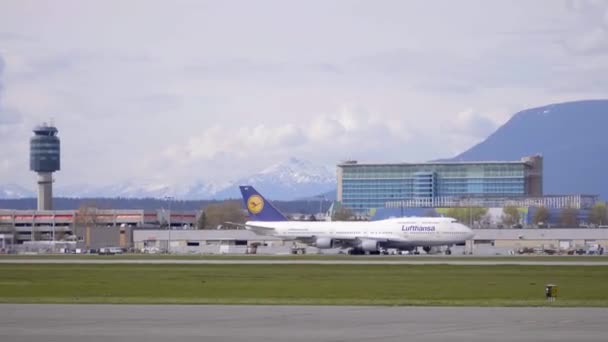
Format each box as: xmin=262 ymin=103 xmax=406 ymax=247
xmin=165 ymin=196 xmax=174 ymax=253
xmin=318 ymin=195 xmax=325 ymax=220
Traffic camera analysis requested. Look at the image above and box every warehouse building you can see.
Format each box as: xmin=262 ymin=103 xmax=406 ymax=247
xmin=471 ymin=228 xmax=608 ymax=254
xmin=133 ymin=229 xmax=294 ymax=254
xmin=132 ymin=228 xmax=606 ymax=255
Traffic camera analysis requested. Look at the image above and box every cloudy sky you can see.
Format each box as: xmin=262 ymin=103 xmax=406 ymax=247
xmin=1 ymin=0 xmax=607 ymax=189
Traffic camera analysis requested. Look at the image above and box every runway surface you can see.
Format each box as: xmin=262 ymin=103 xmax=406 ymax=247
xmin=1 ymin=258 xmax=608 ymax=265
xmin=2 ymin=304 xmax=607 ymax=342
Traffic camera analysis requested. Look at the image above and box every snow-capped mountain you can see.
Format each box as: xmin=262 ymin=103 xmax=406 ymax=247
xmin=213 ymin=158 xmax=336 ymax=200
xmin=0 ymin=158 xmax=337 ymax=200
xmin=56 ymin=181 xmax=175 ymax=199
xmin=181 ymin=180 xmax=232 ymax=200
xmin=55 ymin=180 xmax=227 ymax=199
xmin=0 ymin=184 xmax=35 ymax=199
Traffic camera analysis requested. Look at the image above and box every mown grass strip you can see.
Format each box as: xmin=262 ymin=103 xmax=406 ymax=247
xmin=1 ymin=254 xmax=608 ymax=262
xmin=1 ymin=264 xmax=607 ymax=306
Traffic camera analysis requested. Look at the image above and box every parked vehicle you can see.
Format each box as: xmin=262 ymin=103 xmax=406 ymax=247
xmin=98 ymin=247 xmax=124 ymax=255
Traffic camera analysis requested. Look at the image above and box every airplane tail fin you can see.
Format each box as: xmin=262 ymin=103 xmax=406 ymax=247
xmin=239 ymin=185 xmax=288 ymax=221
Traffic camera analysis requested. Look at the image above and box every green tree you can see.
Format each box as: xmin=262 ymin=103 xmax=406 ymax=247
xmin=532 ymin=206 xmax=550 ymax=226
xmin=73 ymin=204 xmax=100 ymax=245
xmin=468 ymin=207 xmax=488 ymax=224
xmin=588 ymin=202 xmax=608 ymax=226
xmin=559 ymin=207 xmax=579 ymax=227
xmin=501 ymin=206 xmax=520 ymax=226
xmin=423 ymin=209 xmax=438 ymax=217
xmin=54 ymin=230 xmax=66 ymax=241
xmin=203 ymin=201 xmax=246 ymax=229
xmin=332 ymin=207 xmax=355 ymax=221
xmin=74 ymin=204 xmax=99 ymax=228
xmin=444 ymin=207 xmax=488 ymax=225
xmin=31 ymin=226 xmax=42 ymax=241
xmin=196 ymin=212 xmax=207 ymax=230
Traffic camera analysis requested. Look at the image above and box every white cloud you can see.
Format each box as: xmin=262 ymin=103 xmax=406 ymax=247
xmin=448 ymin=109 xmax=499 ymax=138
xmin=153 ymin=106 xmax=413 ymax=182
xmin=563 ymin=0 xmax=608 ymax=55
xmin=0 ymin=0 xmax=607 ymax=189
xmin=171 ymin=123 xmax=306 ymax=161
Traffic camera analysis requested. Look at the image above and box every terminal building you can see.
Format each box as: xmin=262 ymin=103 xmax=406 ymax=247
xmin=0 ymin=209 xmax=199 ymax=245
xmin=337 ymin=155 xmax=544 ymax=211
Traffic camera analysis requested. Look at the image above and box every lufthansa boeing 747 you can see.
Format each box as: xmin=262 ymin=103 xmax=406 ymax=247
xmin=237 ymin=186 xmax=475 ymax=255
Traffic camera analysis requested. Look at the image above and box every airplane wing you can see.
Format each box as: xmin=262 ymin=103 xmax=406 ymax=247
xmin=338 ymin=237 xmax=390 ymax=248
xmin=300 ymin=236 xmax=391 ymax=249
xmin=223 ymin=222 xmax=248 ymax=229
xmin=224 ymin=222 xmax=277 ymax=235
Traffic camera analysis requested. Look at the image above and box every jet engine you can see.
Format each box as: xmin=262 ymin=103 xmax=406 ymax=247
xmin=422 ymin=246 xmax=442 ymax=254
xmin=314 ymin=237 xmax=334 ymax=249
xmin=359 ymin=239 xmax=379 ymax=252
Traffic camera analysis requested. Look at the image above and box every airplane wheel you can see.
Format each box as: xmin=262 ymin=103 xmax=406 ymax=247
xmin=445 ymin=249 xmax=452 ymax=255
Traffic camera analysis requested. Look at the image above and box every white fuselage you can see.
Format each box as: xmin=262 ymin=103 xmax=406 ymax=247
xmin=245 ymin=217 xmax=475 ymax=249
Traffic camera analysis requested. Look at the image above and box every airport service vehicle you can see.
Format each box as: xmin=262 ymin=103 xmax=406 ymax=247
xmin=237 ymin=185 xmax=474 ymax=255
xmin=98 ymin=247 xmax=124 ymax=255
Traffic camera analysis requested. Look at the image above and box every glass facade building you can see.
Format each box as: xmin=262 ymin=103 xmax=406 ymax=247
xmin=337 ymin=156 xmax=543 ymax=211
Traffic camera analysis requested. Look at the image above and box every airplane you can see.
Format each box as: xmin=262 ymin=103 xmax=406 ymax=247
xmin=236 ymin=185 xmax=475 ymax=255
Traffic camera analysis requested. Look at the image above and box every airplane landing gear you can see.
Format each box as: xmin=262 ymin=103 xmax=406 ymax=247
xmin=348 ymin=248 xmax=365 ymax=255
xmin=445 ymin=248 xmax=452 ymax=255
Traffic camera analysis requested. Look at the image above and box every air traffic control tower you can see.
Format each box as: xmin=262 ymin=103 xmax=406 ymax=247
xmin=30 ymin=123 xmax=60 ymax=210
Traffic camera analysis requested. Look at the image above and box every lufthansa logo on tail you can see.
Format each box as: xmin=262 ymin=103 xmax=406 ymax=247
xmin=247 ymin=195 xmax=264 ymax=214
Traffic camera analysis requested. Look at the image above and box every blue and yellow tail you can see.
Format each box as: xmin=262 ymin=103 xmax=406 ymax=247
xmin=239 ymin=186 xmax=288 ymax=221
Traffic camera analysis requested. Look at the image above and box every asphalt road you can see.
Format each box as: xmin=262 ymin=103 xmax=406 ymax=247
xmin=2 ymin=305 xmax=607 ymax=342
xmin=1 ymin=258 xmax=608 ymax=265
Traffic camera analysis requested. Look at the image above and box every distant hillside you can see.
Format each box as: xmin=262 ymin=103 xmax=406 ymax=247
xmin=449 ymin=99 xmax=608 ymax=198
xmin=0 ymin=158 xmax=336 ymax=201
xmin=0 ymin=197 xmax=332 ymax=214
xmin=298 ymin=189 xmax=337 ymax=201
xmin=0 ymin=184 xmax=34 ymax=199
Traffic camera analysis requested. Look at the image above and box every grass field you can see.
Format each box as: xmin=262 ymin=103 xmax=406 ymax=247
xmin=2 ymin=254 xmax=608 ymax=261
xmin=1 ymin=264 xmax=607 ymax=306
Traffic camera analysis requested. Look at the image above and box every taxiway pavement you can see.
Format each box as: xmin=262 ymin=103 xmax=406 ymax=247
xmin=2 ymin=304 xmax=607 ymax=342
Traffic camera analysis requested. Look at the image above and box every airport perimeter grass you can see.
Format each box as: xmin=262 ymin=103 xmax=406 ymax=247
xmin=1 ymin=264 xmax=607 ymax=306
xmin=2 ymin=254 xmax=608 ymax=262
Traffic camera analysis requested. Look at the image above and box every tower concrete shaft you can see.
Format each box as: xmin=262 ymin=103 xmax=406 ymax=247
xmin=37 ymin=172 xmax=53 ymax=210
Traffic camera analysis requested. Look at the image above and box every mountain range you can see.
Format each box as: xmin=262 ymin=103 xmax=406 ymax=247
xmin=0 ymin=158 xmax=336 ymax=201
xmin=447 ymin=99 xmax=608 ymax=198
xmin=0 ymin=184 xmax=34 ymax=199
xmin=3 ymin=99 xmax=608 ymax=200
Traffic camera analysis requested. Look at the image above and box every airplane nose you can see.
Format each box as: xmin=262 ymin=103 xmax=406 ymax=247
xmin=464 ymin=224 xmax=475 ymax=239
